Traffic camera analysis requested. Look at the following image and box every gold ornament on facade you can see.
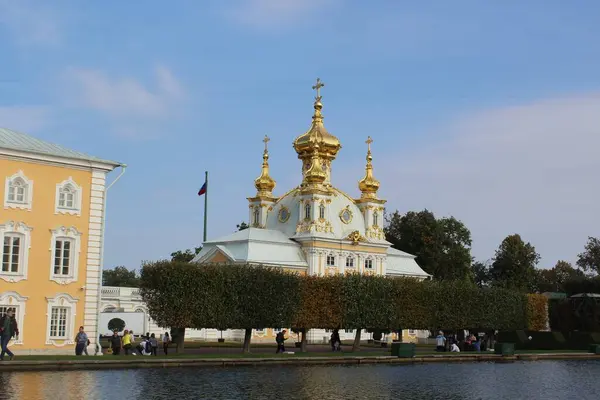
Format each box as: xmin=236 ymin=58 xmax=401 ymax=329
xmin=253 ymin=135 xmax=277 ymax=198
xmin=339 ymin=206 xmax=353 ymax=224
xmin=278 ymin=206 xmax=291 ymax=223
xmin=358 ymin=136 xmax=381 ymax=199
xmin=346 ymin=230 xmax=364 ymax=245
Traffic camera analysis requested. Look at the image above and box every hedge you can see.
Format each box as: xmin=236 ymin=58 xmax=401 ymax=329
xmin=140 ymin=261 xmax=548 ymax=344
xmin=526 ymin=294 xmax=549 ymax=331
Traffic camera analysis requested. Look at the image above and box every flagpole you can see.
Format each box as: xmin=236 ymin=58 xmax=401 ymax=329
xmin=203 ymin=170 xmax=208 ymax=242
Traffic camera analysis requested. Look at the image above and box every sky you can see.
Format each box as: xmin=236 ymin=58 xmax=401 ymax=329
xmin=1 ymin=0 xmax=599 ymax=270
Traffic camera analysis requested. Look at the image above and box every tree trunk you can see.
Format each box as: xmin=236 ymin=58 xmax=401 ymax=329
xmin=173 ymin=327 xmax=185 ymax=354
xmin=397 ymin=328 xmax=403 ymax=343
xmin=243 ymin=328 xmax=252 ymax=353
xmin=352 ymin=329 xmax=362 ymax=352
xmin=300 ymin=329 xmax=308 ymax=352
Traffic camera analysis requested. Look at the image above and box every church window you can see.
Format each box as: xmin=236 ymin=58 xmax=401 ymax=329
xmin=278 ymin=207 xmax=290 ymax=223
xmin=373 ymin=211 xmax=379 ymax=227
xmin=345 ymin=256 xmax=354 ymax=268
xmin=253 ymin=208 xmax=260 ymax=226
xmin=319 ymin=203 xmax=325 ymax=219
xmin=339 ymin=208 xmax=352 ymax=224
xmin=326 ymin=254 xmax=336 ymax=266
xmin=4 ymin=171 xmax=33 ymax=210
xmin=364 ymin=258 xmax=373 ymax=269
xmin=304 ymin=203 xmax=311 ymax=220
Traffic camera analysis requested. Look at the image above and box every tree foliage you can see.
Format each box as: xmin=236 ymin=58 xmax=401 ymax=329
xmin=384 ymin=210 xmax=472 ymax=281
xmin=472 ymin=261 xmax=492 ymax=288
xmin=490 ymin=234 xmax=540 ymax=292
xmin=107 ymin=318 xmax=126 ymax=332
xmin=533 ymin=261 xmax=585 ymax=293
xmin=170 ymin=247 xmax=202 ymax=263
xmin=526 ymin=294 xmax=549 ymax=331
xmin=139 ymin=261 xmax=544 ymax=351
xmin=577 ymin=237 xmax=600 ymax=274
xmin=103 ymin=266 xmax=140 ymax=287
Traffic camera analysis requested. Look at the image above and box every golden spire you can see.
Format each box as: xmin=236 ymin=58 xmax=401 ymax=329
xmin=254 ymin=135 xmax=276 ymax=197
xmin=293 ymin=78 xmax=341 ymax=164
xmin=358 ymin=136 xmax=380 ymax=199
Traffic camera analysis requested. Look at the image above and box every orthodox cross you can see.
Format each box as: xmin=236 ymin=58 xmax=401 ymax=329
xmin=312 ymin=78 xmax=325 ymax=100
xmin=263 ymin=135 xmax=270 ymax=151
xmin=366 ymin=136 xmax=373 ymax=152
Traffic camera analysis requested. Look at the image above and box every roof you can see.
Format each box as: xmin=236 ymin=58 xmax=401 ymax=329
xmin=0 ymin=127 xmax=122 ymax=167
xmin=193 ymin=228 xmax=308 ymax=267
xmin=386 ymin=247 xmax=431 ymax=278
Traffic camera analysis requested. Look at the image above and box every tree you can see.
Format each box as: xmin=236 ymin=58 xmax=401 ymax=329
xmin=237 ymin=222 xmax=249 ymax=231
xmin=534 ymin=260 xmax=586 ymax=293
xmin=490 ymin=234 xmax=540 ymax=292
xmin=384 ymin=209 xmax=472 ymax=281
xmin=472 ymin=261 xmax=491 ymax=288
xmin=103 ymin=266 xmax=140 ymax=287
xmin=577 ymin=237 xmax=600 ymax=274
xmin=107 ymin=318 xmax=126 ymax=333
xmin=170 ymin=247 xmax=202 ymax=263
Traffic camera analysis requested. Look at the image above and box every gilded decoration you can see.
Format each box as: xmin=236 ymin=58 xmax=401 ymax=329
xmin=339 ymin=206 xmax=353 ymax=224
xmin=278 ymin=206 xmax=291 ymax=223
xmin=358 ymin=136 xmax=381 ymax=200
xmin=296 ymin=220 xmax=334 ymax=234
xmin=346 ymin=230 xmax=365 ymax=245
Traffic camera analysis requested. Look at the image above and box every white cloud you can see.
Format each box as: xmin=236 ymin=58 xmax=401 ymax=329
xmin=227 ymin=0 xmax=339 ymax=28
xmin=67 ymin=66 xmax=184 ymax=118
xmin=0 ymin=0 xmax=61 ymax=46
xmin=376 ymin=93 xmax=600 ymax=266
xmin=0 ymin=106 xmax=51 ymax=132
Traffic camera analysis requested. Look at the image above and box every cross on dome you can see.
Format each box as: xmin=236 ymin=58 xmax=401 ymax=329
xmin=312 ymin=78 xmax=325 ymax=100
xmin=263 ymin=135 xmax=270 ymax=152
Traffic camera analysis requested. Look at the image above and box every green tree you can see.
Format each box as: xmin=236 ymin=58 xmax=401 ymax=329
xmin=384 ymin=210 xmax=472 ymax=280
xmin=577 ymin=237 xmax=600 ymax=274
xmin=107 ymin=318 xmax=126 ymax=332
xmin=170 ymin=247 xmax=202 ymax=263
xmin=534 ymin=260 xmax=586 ymax=293
xmin=490 ymin=234 xmax=540 ymax=292
xmin=237 ymin=222 xmax=249 ymax=231
xmin=103 ymin=266 xmax=140 ymax=287
xmin=472 ymin=261 xmax=491 ymax=288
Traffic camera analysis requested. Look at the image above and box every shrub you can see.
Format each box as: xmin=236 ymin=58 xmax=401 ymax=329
xmin=526 ymin=294 xmax=549 ymax=331
xmin=107 ymin=318 xmax=126 ymax=332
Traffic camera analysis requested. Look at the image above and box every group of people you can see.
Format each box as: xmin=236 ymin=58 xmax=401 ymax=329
xmin=0 ymin=308 xmax=18 ymax=361
xmin=109 ymin=330 xmax=171 ymax=356
xmin=436 ymin=331 xmax=483 ymax=353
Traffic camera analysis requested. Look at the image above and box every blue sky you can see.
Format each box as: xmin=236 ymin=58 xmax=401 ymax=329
xmin=1 ymin=0 xmax=600 ymax=270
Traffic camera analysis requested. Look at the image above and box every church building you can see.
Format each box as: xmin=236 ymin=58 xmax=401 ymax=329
xmin=192 ymin=79 xmax=430 ymax=343
xmin=193 ymin=79 xmax=429 ymax=280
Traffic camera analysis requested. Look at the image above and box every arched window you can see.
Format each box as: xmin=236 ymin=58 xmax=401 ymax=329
xmin=4 ymin=171 xmax=33 ymax=210
xmin=55 ymin=178 xmax=82 ymax=215
xmin=304 ymin=203 xmax=311 ymax=220
xmin=59 ymin=184 xmax=76 ymax=209
xmin=364 ymin=258 xmax=374 ymax=269
xmin=8 ymin=178 xmax=26 ymax=203
xmin=373 ymin=211 xmax=379 ymax=227
xmin=253 ymin=208 xmax=260 ymax=226
xmin=319 ymin=203 xmax=325 ymax=219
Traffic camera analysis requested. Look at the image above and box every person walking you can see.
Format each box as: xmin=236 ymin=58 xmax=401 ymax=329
xmin=109 ymin=330 xmax=122 ymax=355
xmin=74 ymin=326 xmax=89 ymax=356
xmin=162 ymin=332 xmax=170 ymax=355
xmin=275 ymin=329 xmax=287 ymax=354
xmin=0 ymin=308 xmax=18 ymax=361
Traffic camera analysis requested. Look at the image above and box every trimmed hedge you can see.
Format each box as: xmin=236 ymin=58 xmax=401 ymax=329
xmin=526 ymin=294 xmax=549 ymax=331
xmin=140 ymin=261 xmax=546 ymax=333
xmin=497 ymin=330 xmax=600 ymax=350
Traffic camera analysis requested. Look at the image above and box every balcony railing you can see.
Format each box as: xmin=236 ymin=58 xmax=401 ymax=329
xmin=101 ymin=286 xmax=141 ymax=299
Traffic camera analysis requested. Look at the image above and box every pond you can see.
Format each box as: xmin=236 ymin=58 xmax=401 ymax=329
xmin=2 ymin=360 xmax=599 ymax=399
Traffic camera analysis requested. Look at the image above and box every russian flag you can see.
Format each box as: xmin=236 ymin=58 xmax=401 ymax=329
xmin=197 ymin=182 xmax=207 ymax=196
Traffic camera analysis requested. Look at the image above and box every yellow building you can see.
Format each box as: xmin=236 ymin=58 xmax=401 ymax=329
xmin=0 ymin=127 xmax=125 ymax=354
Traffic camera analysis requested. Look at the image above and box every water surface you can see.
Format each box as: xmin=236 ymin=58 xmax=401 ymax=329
xmin=2 ymin=360 xmax=599 ymax=399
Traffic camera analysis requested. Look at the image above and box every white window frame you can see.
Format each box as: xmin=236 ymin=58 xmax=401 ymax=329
xmin=326 ymin=254 xmax=336 ymax=267
xmin=344 ymin=329 xmax=354 ymax=334
xmin=45 ymin=293 xmax=78 ymax=346
xmin=0 ymin=291 xmax=28 ymax=345
xmin=0 ymin=221 xmax=32 ymax=283
xmin=253 ymin=208 xmax=260 ymax=226
xmin=49 ymin=226 xmax=82 ymax=285
xmin=345 ymin=256 xmax=355 ymax=268
xmin=4 ymin=170 xmax=33 ymax=210
xmin=55 ymin=177 xmax=82 ymax=216
xmin=373 ymin=211 xmax=379 ymax=227
xmin=364 ymin=258 xmax=374 ymax=270
xmin=319 ymin=203 xmax=325 ymax=219
xmin=304 ymin=203 xmax=311 ymax=220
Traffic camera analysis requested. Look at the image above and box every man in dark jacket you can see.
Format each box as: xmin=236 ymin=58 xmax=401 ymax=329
xmin=275 ymin=330 xmax=287 ymax=353
xmin=0 ymin=308 xmax=19 ymax=361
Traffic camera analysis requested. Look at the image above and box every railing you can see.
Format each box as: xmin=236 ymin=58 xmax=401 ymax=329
xmin=101 ymin=286 xmax=141 ymax=299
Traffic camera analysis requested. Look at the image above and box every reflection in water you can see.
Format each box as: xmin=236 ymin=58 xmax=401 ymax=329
xmin=2 ymin=361 xmax=600 ymax=400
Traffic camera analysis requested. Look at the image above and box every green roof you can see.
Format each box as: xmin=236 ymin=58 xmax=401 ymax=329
xmin=0 ymin=127 xmax=122 ymax=167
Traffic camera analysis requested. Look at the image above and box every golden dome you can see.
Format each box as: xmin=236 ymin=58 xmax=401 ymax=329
xmin=303 ymin=145 xmax=327 ymax=185
xmin=358 ymin=136 xmax=380 ymax=199
xmin=293 ymin=78 xmax=341 ymax=162
xmin=254 ymin=135 xmax=276 ymax=196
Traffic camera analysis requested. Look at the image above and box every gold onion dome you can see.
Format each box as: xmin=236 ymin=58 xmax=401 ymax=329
xmin=358 ymin=136 xmax=380 ymax=198
xmin=254 ymin=135 xmax=276 ymax=196
xmin=293 ymin=78 xmax=341 ymax=161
